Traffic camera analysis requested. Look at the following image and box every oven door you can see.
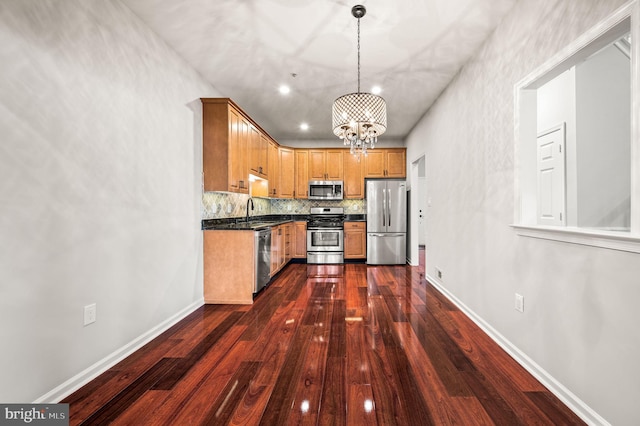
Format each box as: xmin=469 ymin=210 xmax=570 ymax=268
xmin=307 ymin=228 xmax=344 ymax=252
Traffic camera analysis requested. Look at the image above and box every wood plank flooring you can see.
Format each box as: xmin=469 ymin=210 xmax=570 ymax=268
xmin=64 ymin=261 xmax=585 ymax=425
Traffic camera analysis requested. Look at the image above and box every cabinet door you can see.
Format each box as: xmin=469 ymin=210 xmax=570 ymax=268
xmin=279 ymin=147 xmax=295 ymax=198
xmin=325 ymin=150 xmax=344 ymax=180
xmin=236 ymin=114 xmax=250 ymax=193
xmin=282 ymin=222 xmax=293 ymax=266
xmin=385 ymin=149 xmax=406 ymax=178
xmin=364 ymin=150 xmax=385 ymax=178
xmin=295 ymin=150 xmax=309 ymax=199
xmin=249 ymin=127 xmax=268 ymax=178
xmin=278 ymin=225 xmax=286 ymax=269
xmin=249 ymin=125 xmax=261 ymax=176
xmin=259 ymin=133 xmax=269 ymax=178
xmin=228 ymin=108 xmax=249 ymax=192
xmin=308 ymin=150 xmax=326 ymax=180
xmin=270 ymin=227 xmax=279 ymax=276
xmin=293 ymin=221 xmax=307 ymax=258
xmin=344 ymin=222 xmax=366 ymax=259
xmin=344 ymin=151 xmax=364 ymax=199
xmin=268 ymin=141 xmax=279 ymax=197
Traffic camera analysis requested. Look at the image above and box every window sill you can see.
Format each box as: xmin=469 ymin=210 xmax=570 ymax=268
xmin=511 ymin=224 xmax=640 ymax=254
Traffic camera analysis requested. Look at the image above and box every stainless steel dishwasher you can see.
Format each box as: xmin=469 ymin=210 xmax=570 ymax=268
xmin=254 ymin=229 xmax=271 ymax=294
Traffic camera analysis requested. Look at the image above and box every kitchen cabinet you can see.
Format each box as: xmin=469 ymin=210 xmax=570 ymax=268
xmin=249 ymin=126 xmax=268 ymax=179
xmin=204 ymin=230 xmax=255 ymax=304
xmin=270 ymin=223 xmax=292 ymax=276
xmin=202 ymin=98 xmax=250 ymax=193
xmin=293 ymin=221 xmax=307 ymax=258
xmin=309 ymin=149 xmax=344 ymax=180
xmin=270 ymin=226 xmax=280 ymax=276
xmin=364 ymin=148 xmax=406 ymax=178
xmin=268 ymin=141 xmax=279 ymax=197
xmin=343 ymin=151 xmax=364 ymax=199
xmin=295 ymin=150 xmax=309 ymax=199
xmin=279 ymin=147 xmax=295 ymax=199
xmin=283 ymin=223 xmax=292 ymax=267
xmin=344 ymin=221 xmax=366 ymax=259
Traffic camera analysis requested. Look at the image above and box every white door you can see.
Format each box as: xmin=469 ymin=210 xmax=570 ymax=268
xmin=536 ymin=124 xmax=566 ymax=226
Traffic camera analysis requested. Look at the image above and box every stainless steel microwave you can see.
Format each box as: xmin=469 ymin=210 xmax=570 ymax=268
xmin=308 ymin=180 xmax=343 ymax=200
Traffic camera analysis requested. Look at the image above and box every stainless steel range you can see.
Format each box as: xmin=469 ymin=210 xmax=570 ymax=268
xmin=307 ymin=207 xmax=344 ymax=264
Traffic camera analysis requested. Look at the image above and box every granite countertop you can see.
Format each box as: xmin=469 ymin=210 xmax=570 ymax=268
xmin=202 ymin=214 xmax=367 ymax=230
xmin=202 ymin=214 xmax=309 ymax=231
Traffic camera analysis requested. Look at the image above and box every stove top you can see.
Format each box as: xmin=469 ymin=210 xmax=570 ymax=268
xmin=308 ymin=207 xmax=345 ymax=229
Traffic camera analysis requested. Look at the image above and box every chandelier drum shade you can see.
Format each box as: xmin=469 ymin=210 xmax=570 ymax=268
xmin=332 ymin=5 xmax=387 ymax=156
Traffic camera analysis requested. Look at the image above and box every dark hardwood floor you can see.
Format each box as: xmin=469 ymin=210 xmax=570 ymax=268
xmin=64 ymin=259 xmax=585 ymax=425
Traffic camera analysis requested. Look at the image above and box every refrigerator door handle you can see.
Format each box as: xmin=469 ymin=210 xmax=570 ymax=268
xmin=382 ymin=189 xmax=386 ymax=228
xmin=387 ymin=188 xmax=391 ymax=227
xmin=369 ymin=233 xmax=385 ymax=237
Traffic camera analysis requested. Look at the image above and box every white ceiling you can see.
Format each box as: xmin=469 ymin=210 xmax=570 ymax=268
xmin=121 ymin=0 xmax=517 ymax=141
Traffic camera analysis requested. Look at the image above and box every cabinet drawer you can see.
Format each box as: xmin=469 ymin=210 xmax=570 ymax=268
xmin=345 ymin=222 xmax=365 ymax=230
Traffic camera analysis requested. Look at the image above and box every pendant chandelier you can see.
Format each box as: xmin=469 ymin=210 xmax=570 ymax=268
xmin=332 ymin=5 xmax=387 ymax=157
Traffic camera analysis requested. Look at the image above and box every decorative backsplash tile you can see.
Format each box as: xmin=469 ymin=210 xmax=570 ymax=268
xmin=203 ymin=192 xmax=365 ymax=219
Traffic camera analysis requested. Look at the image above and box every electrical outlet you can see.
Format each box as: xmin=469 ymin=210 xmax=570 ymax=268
xmin=84 ymin=303 xmax=96 ymax=326
xmin=435 ymin=268 xmax=443 ymax=280
xmin=515 ymin=293 xmax=524 ymax=313
xmin=226 ymin=204 xmax=233 ymax=214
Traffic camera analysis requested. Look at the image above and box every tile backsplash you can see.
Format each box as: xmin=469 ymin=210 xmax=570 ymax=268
xmin=202 ymin=192 xmax=365 ymax=219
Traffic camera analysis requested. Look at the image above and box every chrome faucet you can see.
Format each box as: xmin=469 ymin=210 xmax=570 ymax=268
xmin=246 ymin=197 xmax=254 ymax=223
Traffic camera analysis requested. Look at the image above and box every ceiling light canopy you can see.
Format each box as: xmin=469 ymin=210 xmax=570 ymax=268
xmin=332 ymin=5 xmax=387 ymax=157
xmin=279 ymin=85 xmax=290 ymax=95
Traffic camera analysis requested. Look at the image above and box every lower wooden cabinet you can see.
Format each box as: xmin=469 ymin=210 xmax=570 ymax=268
xmin=293 ymin=221 xmax=307 ymax=258
xmin=283 ymin=222 xmax=292 ymax=267
xmin=204 ymin=230 xmax=255 ymax=304
xmin=344 ymin=221 xmax=366 ymax=259
xmin=271 ymin=223 xmax=293 ymax=276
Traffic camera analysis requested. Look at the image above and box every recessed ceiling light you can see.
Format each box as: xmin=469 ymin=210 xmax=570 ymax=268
xmin=279 ymin=85 xmax=291 ymax=95
xmin=300 ymin=123 xmax=309 ymax=131
xmin=371 ymin=86 xmax=382 ymax=95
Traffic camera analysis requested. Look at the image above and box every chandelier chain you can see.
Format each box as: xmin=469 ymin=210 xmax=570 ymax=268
xmin=357 ymin=17 xmax=361 ymax=94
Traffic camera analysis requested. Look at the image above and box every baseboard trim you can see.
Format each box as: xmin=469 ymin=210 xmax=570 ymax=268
xmin=425 ymin=274 xmax=609 ymax=426
xmin=33 ymin=298 xmax=204 ymax=404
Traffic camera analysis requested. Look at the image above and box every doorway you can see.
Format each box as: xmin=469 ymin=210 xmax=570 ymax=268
xmin=409 ymin=155 xmax=427 ymax=269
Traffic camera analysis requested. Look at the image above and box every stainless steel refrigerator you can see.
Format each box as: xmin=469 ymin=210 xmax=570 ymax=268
xmin=366 ymin=179 xmax=407 ymax=264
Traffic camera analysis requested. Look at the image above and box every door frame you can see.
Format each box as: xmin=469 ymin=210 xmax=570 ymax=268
xmin=408 ymin=154 xmax=426 ymax=266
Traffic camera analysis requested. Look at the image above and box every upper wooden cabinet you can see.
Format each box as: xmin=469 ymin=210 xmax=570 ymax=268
xmin=202 ymin=98 xmax=250 ymax=193
xmin=249 ymin=127 xmax=269 ymax=179
xmin=343 ymin=152 xmax=364 ymax=199
xmin=295 ymin=150 xmax=309 ymax=199
xmin=309 ymin=149 xmax=344 ymax=180
xmin=279 ymin=147 xmax=295 ymax=199
xmin=364 ymin=148 xmax=406 ymax=178
xmin=268 ymin=141 xmax=279 ymax=197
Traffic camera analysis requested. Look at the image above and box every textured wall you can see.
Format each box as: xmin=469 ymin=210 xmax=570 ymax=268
xmin=405 ymin=0 xmax=639 ymax=424
xmin=202 ymin=192 xmax=365 ymax=219
xmin=0 ymin=0 xmax=219 ymax=402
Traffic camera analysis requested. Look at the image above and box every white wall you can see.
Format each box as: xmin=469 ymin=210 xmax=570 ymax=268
xmin=576 ymin=44 xmax=631 ymax=229
xmin=0 ymin=0 xmax=220 ymax=402
xmin=405 ymin=0 xmax=640 ymax=424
